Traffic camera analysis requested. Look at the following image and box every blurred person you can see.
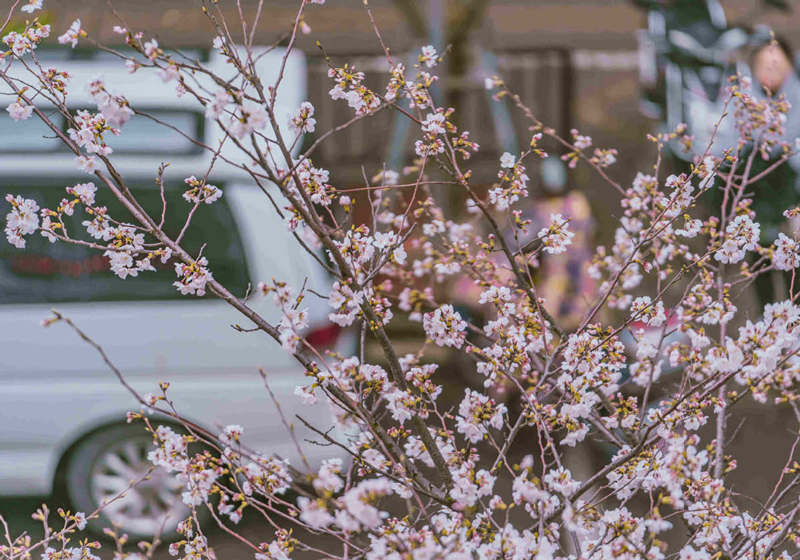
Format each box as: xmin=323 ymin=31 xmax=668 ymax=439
xmin=748 ymin=38 xmax=800 ymax=303
xmin=447 ymin=158 xmax=594 ymax=407
xmin=690 ymin=35 xmax=800 ymax=303
xmin=705 ymin=37 xmax=800 ymax=236
xmin=745 ymin=37 xmax=800 ymax=241
xmin=753 ymin=37 xmax=795 ymax=95
xmin=529 ymin=158 xmax=595 ymax=330
xmin=732 ymin=37 xmax=800 ymax=304
xmin=452 ymin=158 xmax=594 ymax=330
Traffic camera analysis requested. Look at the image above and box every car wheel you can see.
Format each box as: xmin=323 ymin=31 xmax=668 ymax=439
xmin=64 ymin=423 xmax=191 ymax=540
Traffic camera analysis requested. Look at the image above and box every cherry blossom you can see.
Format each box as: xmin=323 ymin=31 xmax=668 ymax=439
xmin=182 ymin=176 xmax=222 ymax=204
xmin=290 ymin=101 xmax=316 ymax=133
xmin=173 ymin=256 xmax=212 ymax=296
xmin=21 ymin=0 xmax=43 ymax=13
xmin=423 ymin=304 xmax=467 ymax=348
xmin=229 ymin=102 xmax=267 ymax=138
xmin=499 ymin=151 xmax=516 ymax=168
xmin=456 ymin=389 xmax=506 ymax=443
xmin=537 ymin=213 xmax=574 ymax=254
xmin=3 ymin=22 xmax=50 ymax=56
xmin=6 ymin=100 xmax=33 ymax=121
xmin=4 ymin=194 xmax=39 ymax=248
xmin=418 ymin=45 xmax=438 ymax=68
xmin=773 ymin=233 xmax=800 ymax=270
xmin=57 ymin=19 xmax=82 ymax=48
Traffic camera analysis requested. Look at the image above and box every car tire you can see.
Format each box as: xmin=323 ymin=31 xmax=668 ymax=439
xmin=64 ymin=423 xmax=191 ymax=540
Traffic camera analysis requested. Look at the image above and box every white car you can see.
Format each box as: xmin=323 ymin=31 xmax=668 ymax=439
xmin=0 ymin=47 xmax=344 ymax=537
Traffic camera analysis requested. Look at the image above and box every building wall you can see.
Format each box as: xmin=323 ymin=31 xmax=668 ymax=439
xmin=21 ymin=0 xmax=800 ymax=232
xmin=32 ymin=1 xmax=800 ymax=51
xmin=25 ymin=0 xmax=800 ymax=247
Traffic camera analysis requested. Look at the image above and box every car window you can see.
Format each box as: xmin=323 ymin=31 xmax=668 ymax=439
xmin=105 ymin=111 xmax=203 ymax=155
xmin=0 ymin=113 xmax=65 ymax=152
xmin=35 ymin=46 xmax=209 ymax=64
xmin=0 ymin=110 xmax=202 ymax=155
xmin=0 ymin=180 xmax=250 ymax=304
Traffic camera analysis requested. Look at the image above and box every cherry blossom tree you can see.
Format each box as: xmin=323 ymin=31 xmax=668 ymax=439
xmin=4 ymin=1 xmax=800 ymax=559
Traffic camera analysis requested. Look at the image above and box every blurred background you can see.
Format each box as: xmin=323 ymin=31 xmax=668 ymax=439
xmin=4 ymin=0 xmax=800 ymax=556
xmin=26 ymin=0 xmax=798 ymax=217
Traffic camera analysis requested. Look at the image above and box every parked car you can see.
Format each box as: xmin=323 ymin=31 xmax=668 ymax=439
xmin=0 ymin=46 xmax=346 ymax=537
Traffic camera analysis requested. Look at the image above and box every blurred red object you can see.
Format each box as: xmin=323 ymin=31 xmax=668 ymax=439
xmin=306 ymin=322 xmax=342 ymax=348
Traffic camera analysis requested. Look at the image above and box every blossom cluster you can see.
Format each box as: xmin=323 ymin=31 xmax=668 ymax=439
xmin=5 ymin=3 xmax=800 ymax=560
